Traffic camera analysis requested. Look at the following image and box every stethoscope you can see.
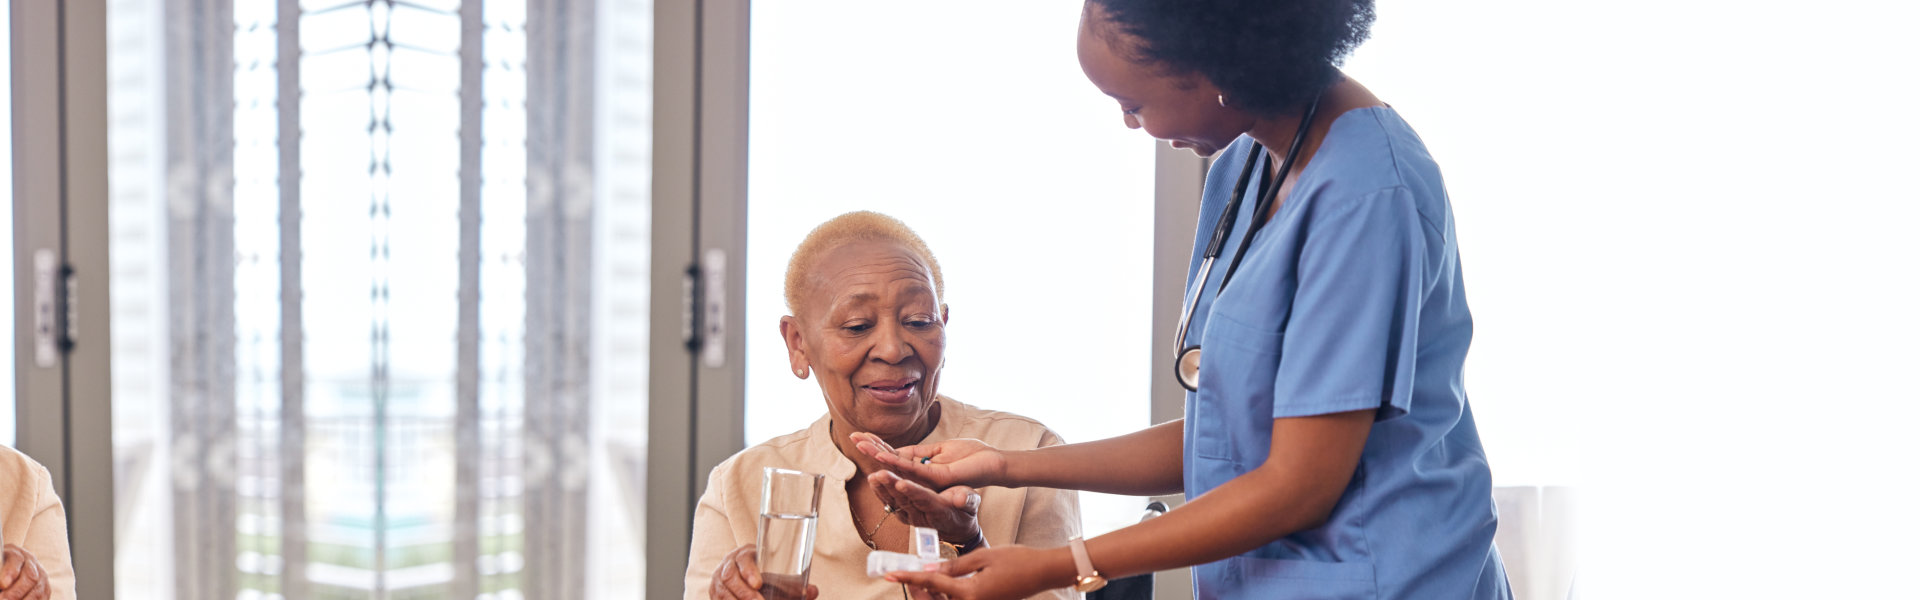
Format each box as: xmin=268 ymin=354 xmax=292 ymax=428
xmin=1174 ymin=94 xmax=1322 ymax=392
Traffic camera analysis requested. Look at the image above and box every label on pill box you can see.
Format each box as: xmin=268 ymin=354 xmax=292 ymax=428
xmin=912 ymin=526 xmax=941 ymax=559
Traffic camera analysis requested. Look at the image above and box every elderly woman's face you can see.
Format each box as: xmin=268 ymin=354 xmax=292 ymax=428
xmin=783 ymin=240 xmax=946 ymax=441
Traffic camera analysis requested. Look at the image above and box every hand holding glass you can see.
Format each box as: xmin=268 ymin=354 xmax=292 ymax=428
xmin=757 ymin=467 xmax=825 ymax=600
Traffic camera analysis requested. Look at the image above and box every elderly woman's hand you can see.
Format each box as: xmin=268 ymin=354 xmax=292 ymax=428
xmin=0 ymin=544 xmax=51 ymax=600
xmin=851 ymin=432 xmax=1008 ymax=491
xmin=710 ymin=544 xmax=819 ymax=600
xmin=869 ymin=470 xmax=983 ymax=548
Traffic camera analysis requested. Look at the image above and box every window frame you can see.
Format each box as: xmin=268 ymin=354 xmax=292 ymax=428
xmin=11 ymin=0 xmax=116 ymax=595
xmin=19 ymin=1 xmax=1203 ymax=597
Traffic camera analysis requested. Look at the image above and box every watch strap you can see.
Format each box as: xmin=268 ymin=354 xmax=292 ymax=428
xmin=1068 ymin=537 xmax=1098 ymax=580
xmin=955 ymin=529 xmax=987 ymax=555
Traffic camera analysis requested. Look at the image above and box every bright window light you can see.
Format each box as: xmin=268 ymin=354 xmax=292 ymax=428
xmin=1347 ymin=0 xmax=1920 ymax=596
xmin=746 ymin=0 xmax=1156 ymax=538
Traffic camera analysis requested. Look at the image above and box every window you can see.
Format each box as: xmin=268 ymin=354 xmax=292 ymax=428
xmin=745 ymin=0 xmax=1157 ymax=538
xmin=107 ymin=0 xmax=650 ymax=597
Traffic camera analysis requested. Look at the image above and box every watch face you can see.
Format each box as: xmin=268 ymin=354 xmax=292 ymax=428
xmin=1074 ymin=576 xmax=1108 ymax=593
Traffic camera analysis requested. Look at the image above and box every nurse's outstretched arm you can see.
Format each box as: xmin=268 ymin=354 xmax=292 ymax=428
xmin=884 ymin=410 xmax=1373 ymax=600
xmin=853 ymin=419 xmax=1186 ymax=497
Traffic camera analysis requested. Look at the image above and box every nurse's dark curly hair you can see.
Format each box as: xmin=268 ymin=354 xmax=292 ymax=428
xmin=1086 ymin=0 xmax=1376 ymax=117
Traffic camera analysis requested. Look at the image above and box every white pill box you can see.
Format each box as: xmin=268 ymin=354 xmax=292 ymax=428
xmin=865 ymin=550 xmax=945 ymax=578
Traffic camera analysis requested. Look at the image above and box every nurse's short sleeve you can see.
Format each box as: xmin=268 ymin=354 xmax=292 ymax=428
xmin=1273 ymin=186 xmax=1431 ymax=421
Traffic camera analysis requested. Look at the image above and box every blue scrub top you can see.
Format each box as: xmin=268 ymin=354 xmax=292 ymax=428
xmin=1181 ymin=107 xmax=1510 ymax=600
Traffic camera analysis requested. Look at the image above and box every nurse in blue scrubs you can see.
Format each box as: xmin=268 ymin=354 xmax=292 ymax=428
xmin=855 ymin=1 xmax=1510 ymax=599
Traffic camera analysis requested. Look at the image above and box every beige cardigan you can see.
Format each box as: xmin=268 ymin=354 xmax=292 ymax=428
xmin=1 ymin=446 xmax=75 ymax=600
xmin=685 ymin=396 xmax=1082 ymax=600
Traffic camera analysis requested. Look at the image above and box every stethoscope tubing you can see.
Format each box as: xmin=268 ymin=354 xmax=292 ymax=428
xmin=1174 ymin=94 xmax=1324 ymax=392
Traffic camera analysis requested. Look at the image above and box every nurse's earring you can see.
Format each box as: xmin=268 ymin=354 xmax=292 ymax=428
xmin=1218 ymin=94 xmax=1228 ymax=108
xmin=794 ymin=364 xmax=810 ymax=379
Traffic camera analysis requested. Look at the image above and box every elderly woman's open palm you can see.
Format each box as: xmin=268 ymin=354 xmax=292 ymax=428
xmin=867 ymin=470 xmax=982 ymax=544
xmin=852 ymin=432 xmax=1008 ymax=491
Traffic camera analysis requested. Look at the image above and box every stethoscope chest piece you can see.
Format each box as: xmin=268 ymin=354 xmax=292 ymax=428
xmin=1176 ymin=346 xmax=1203 ymax=391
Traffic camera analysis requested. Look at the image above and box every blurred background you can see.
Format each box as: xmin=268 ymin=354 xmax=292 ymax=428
xmin=8 ymin=0 xmax=1917 ymax=598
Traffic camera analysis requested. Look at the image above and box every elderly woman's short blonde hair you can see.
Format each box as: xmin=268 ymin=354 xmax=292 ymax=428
xmin=784 ymin=211 xmax=945 ymax=315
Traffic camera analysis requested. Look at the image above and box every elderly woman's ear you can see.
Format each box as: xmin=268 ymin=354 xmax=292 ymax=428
xmin=779 ymin=315 xmax=810 ymax=379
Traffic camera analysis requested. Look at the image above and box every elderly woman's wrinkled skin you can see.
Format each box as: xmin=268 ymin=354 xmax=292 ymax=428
xmin=708 ymin=240 xmax=982 ymax=600
xmin=0 ymin=544 xmax=52 ymax=600
xmin=783 ymin=240 xmax=949 ymax=451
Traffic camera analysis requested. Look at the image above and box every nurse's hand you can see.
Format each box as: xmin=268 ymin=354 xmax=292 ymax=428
xmin=869 ymin=470 xmax=983 ymax=547
xmin=709 ymin=544 xmax=820 ymax=600
xmin=887 ymin=545 xmax=1070 ymax=600
xmin=851 ymin=432 xmax=1007 ymax=490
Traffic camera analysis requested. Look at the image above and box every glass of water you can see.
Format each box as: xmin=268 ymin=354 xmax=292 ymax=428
xmin=758 ymin=467 xmax=825 ymax=600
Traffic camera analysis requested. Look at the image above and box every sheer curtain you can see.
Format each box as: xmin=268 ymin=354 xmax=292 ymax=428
xmin=107 ymin=0 xmax=650 ymax=597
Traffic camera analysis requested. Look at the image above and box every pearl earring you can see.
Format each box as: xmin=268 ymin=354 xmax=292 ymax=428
xmin=1218 ymin=94 xmax=1228 ymax=107
xmin=794 ymin=365 xmax=809 ymax=379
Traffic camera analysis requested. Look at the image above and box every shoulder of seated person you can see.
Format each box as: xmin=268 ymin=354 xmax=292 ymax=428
xmin=940 ymin=396 xmax=1060 ymax=445
xmin=0 ymin=445 xmax=51 ymax=485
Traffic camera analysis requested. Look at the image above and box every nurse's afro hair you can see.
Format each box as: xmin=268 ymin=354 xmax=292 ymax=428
xmin=1085 ymin=0 xmax=1377 ymax=118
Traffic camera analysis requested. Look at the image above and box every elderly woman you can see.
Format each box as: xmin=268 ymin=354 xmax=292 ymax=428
xmin=2 ymin=445 xmax=75 ymax=600
xmin=684 ymin=211 xmax=1081 ymax=600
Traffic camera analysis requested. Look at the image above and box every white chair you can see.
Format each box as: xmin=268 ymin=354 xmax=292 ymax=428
xmin=1492 ymin=486 xmax=1577 ymax=600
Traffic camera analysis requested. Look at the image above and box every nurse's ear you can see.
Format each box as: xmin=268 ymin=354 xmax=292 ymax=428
xmin=779 ymin=315 xmax=810 ymax=379
xmin=940 ymin=304 xmax=950 ymax=325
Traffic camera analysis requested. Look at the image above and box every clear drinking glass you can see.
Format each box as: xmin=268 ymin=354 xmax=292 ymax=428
xmin=758 ymin=467 xmax=826 ymax=600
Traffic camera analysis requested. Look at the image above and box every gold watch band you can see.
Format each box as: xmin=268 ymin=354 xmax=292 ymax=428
xmin=1067 ymin=537 xmax=1107 ymax=592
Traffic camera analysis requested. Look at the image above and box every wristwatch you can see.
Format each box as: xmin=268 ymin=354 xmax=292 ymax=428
xmin=940 ymin=529 xmax=987 ymax=558
xmin=1067 ymin=537 xmax=1107 ymax=593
